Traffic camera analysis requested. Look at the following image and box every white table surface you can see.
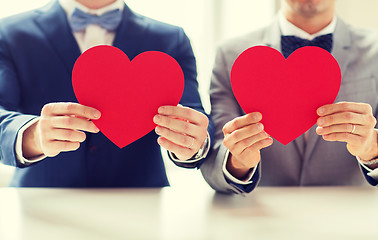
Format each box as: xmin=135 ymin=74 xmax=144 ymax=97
xmin=0 ymin=185 xmax=377 ymax=240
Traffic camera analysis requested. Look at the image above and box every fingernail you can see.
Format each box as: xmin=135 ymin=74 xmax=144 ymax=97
xmin=318 ymin=107 xmax=325 ymax=115
xmin=254 ymin=113 xmax=262 ymax=121
xmin=257 ymin=123 xmax=263 ymax=131
xmin=316 ymin=127 xmax=322 ymax=134
xmin=153 ymin=115 xmax=160 ymax=123
xmin=93 ymin=110 xmax=101 ymax=119
xmin=318 ymin=118 xmax=325 ymax=126
xmin=158 ymin=107 xmax=164 ymax=114
xmin=155 ymin=126 xmax=161 ymax=134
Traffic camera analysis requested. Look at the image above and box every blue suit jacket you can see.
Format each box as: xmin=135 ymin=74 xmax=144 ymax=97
xmin=0 ymin=1 xmax=213 ymax=187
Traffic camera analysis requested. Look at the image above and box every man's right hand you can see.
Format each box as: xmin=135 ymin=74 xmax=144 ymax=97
xmin=22 ymin=102 xmax=101 ymax=158
xmin=222 ymin=112 xmax=273 ymax=180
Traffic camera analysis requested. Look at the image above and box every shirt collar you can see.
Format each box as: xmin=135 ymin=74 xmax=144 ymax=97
xmin=59 ymin=0 xmax=124 ymax=18
xmin=278 ymin=10 xmax=337 ymax=40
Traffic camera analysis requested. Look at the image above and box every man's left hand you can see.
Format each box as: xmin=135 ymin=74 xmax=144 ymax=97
xmin=153 ymin=105 xmax=209 ymax=160
xmin=316 ymin=101 xmax=378 ymax=161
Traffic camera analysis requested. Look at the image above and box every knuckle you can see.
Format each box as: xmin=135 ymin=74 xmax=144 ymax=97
xmin=246 ymin=114 xmax=255 ymax=123
xmin=230 ymin=120 xmax=239 ymax=130
xmin=65 ymin=103 xmax=75 ymax=112
xmin=345 ymin=112 xmax=353 ymax=121
xmin=258 ymin=131 xmax=267 ymax=139
xmin=223 ymin=138 xmax=230 ymax=148
xmin=182 ymin=136 xmax=191 ymax=146
xmin=65 ymin=117 xmax=74 ymax=127
xmin=41 ymin=103 xmax=53 ymax=116
xmin=362 ymin=103 xmax=372 ymax=113
xmin=230 ymin=131 xmax=239 ymax=141
xmin=184 ymin=107 xmax=193 ymax=119
xmin=240 ymin=139 xmax=250 ymax=149
xmin=64 ymin=130 xmax=73 ymax=139
xmin=183 ymin=122 xmax=190 ymax=132
xmin=339 ymin=102 xmax=349 ymax=111
xmin=367 ymin=115 xmax=377 ymax=126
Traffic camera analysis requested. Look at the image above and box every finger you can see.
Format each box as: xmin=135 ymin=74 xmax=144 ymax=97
xmin=41 ymin=102 xmax=101 ymax=119
xmin=157 ymin=105 xmax=209 ymax=126
xmin=153 ymin=114 xmax=201 ymax=137
xmin=240 ymin=137 xmax=273 ymax=156
xmin=155 ymin=126 xmax=198 ymax=149
xmin=157 ymin=137 xmax=195 ymax=160
xmin=322 ymin=132 xmax=363 ymax=145
xmin=48 ymin=116 xmax=100 ymax=133
xmin=223 ymin=112 xmax=262 ymax=134
xmin=46 ymin=129 xmax=87 ymax=142
xmin=225 ymin=131 xmax=270 ymax=155
xmin=317 ymin=112 xmax=364 ymax=127
xmin=224 ymin=122 xmax=265 ymax=145
xmin=317 ymin=102 xmax=372 ymax=116
xmin=316 ymin=124 xmax=363 ymax=136
xmin=42 ymin=140 xmax=81 ymax=157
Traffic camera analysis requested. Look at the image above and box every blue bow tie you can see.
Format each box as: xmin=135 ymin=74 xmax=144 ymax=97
xmin=69 ymin=8 xmax=123 ymax=32
xmin=281 ymin=33 xmax=333 ymax=58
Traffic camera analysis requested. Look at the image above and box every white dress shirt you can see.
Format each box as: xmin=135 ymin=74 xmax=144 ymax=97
xmin=223 ymin=11 xmax=378 ymax=185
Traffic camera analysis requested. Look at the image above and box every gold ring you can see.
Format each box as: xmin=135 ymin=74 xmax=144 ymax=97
xmin=351 ymin=124 xmax=356 ymax=134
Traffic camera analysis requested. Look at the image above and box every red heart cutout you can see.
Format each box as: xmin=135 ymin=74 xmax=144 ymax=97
xmin=231 ymin=46 xmax=341 ymax=145
xmin=72 ymin=45 xmax=184 ymax=148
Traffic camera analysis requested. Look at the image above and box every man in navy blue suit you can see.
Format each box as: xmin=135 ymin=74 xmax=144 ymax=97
xmin=0 ymin=0 xmax=213 ymax=187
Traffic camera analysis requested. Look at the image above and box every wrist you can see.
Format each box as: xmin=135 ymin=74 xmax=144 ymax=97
xmin=358 ymin=129 xmax=378 ymax=161
xmin=226 ymin=155 xmax=253 ymax=180
xmin=22 ymin=121 xmax=43 ymax=158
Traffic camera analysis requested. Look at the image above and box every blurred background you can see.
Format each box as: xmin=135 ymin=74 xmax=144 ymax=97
xmin=1 ymin=0 xmax=378 ymax=187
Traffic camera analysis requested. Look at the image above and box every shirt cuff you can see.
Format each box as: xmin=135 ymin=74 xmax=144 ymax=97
xmin=222 ymin=149 xmax=256 ymax=185
xmin=356 ymin=156 xmax=378 ymax=179
xmin=16 ymin=117 xmax=46 ymax=165
xmin=169 ymin=131 xmax=211 ymax=163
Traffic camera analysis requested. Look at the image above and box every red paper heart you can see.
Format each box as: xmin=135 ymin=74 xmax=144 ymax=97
xmin=72 ymin=45 xmax=184 ymax=148
xmin=231 ymin=46 xmax=341 ymax=145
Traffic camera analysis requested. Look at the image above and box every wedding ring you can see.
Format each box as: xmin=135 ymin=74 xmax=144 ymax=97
xmin=350 ymin=124 xmax=356 ymax=134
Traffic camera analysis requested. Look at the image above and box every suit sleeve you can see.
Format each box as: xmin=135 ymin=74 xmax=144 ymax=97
xmin=168 ymin=27 xmax=214 ymax=169
xmin=0 ymin=26 xmax=38 ymax=167
xmin=200 ymin=46 xmax=259 ymax=194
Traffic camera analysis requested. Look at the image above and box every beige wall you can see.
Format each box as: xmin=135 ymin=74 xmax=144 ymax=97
xmin=336 ymin=0 xmax=378 ymax=29
xmin=276 ymin=0 xmax=378 ymax=30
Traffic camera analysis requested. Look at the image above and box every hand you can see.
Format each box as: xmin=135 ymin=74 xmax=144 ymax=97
xmin=316 ymin=102 xmax=378 ymax=161
xmin=153 ymin=105 xmax=209 ymax=160
xmin=23 ymin=102 xmax=101 ymax=158
xmin=223 ymin=112 xmax=273 ymax=179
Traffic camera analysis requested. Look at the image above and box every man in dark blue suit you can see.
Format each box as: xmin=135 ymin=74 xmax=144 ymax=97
xmin=0 ymin=0 xmax=213 ymax=187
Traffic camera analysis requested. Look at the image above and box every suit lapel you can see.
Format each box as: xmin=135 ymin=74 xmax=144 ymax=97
xmin=303 ymin=18 xmax=353 ymax=161
xmin=262 ymin=18 xmax=282 ymax=52
xmin=113 ymin=4 xmax=147 ymax=59
xmin=34 ymin=0 xmax=81 ymax=74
